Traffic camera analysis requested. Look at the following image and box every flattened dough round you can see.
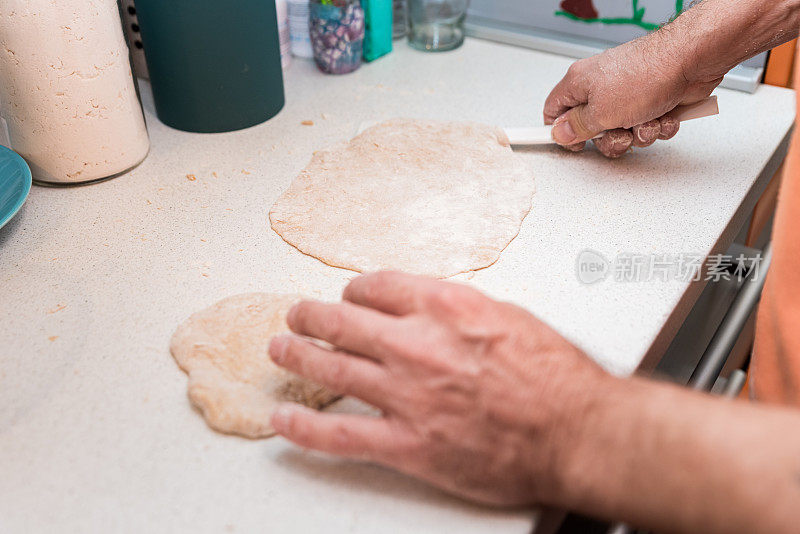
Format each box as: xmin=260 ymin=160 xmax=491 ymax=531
xmin=270 ymin=119 xmax=535 ymax=278
xmin=170 ymin=293 xmax=337 ymax=439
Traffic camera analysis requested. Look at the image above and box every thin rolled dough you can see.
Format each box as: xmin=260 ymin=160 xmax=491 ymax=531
xmin=270 ymin=119 xmax=535 ymax=278
xmin=170 ymin=293 xmax=337 ymax=439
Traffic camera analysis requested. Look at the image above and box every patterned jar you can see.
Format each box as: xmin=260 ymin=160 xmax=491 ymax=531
xmin=309 ymin=0 xmax=365 ymax=74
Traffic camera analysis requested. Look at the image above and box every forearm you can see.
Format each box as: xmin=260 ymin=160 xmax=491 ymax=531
xmin=555 ymin=377 xmax=800 ymax=533
xmin=666 ymin=0 xmax=800 ymax=82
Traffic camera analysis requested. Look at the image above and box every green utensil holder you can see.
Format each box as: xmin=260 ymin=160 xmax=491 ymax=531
xmin=134 ymin=0 xmax=285 ymax=133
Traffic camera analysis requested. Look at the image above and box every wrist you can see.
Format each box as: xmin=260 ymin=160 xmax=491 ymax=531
xmin=669 ymin=0 xmax=800 ymax=84
xmin=665 ymin=11 xmax=721 ymax=84
xmin=545 ymin=374 xmax=656 ymax=510
xmin=531 ymin=363 xmax=626 ymax=507
xmin=639 ymin=10 xmax=718 ymax=89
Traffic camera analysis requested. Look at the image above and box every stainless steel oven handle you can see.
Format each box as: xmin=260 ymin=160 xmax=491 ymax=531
xmin=688 ymin=243 xmax=773 ymax=391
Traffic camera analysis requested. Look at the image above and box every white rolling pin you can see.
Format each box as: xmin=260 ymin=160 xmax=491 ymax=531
xmin=504 ymin=95 xmax=719 ymax=145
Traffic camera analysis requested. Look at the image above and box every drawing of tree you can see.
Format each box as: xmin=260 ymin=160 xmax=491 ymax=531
xmin=557 ymin=0 xmax=685 ymax=31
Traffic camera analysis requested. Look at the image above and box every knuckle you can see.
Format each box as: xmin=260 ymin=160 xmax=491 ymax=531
xmin=371 ymin=270 xmax=393 ymax=287
xmin=425 ymin=284 xmax=492 ymax=327
xmin=571 ymin=109 xmax=592 ymax=135
xmin=634 ymin=120 xmax=658 ymax=136
xmin=323 ymin=356 xmax=351 ymax=392
xmin=566 ymin=61 xmax=584 ymax=78
xmin=283 ymin=410 xmax=305 ymax=441
xmin=288 ymin=301 xmax=311 ymax=329
xmin=565 ymin=141 xmax=586 ymax=152
xmin=362 ymin=273 xmax=387 ymax=303
xmin=382 ymin=419 xmax=419 ymax=457
xmin=281 ymin=337 xmax=302 ymax=367
xmin=322 ymin=307 xmax=347 ymax=345
xmin=342 ymin=279 xmax=358 ymax=300
xmin=331 ymin=423 xmax=355 ymax=450
xmin=428 ymin=284 xmax=465 ymax=313
xmin=593 ymin=129 xmax=632 ymax=159
xmin=392 ymin=435 xmax=423 ymax=465
xmin=381 ymin=317 xmax=425 ymax=362
xmin=658 ymin=115 xmax=680 ymax=139
xmin=365 ymin=328 xmax=390 ymax=355
xmin=403 ymin=433 xmax=425 ymax=458
xmin=591 ymin=108 xmax=616 ymax=132
xmin=378 ymin=331 xmax=410 ymax=360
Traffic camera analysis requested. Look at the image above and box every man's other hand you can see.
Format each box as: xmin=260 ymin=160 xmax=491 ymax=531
xmin=268 ymin=271 xmax=612 ymax=507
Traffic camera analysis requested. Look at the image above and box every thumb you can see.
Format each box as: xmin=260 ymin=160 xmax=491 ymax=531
xmin=551 ymin=105 xmax=604 ymax=145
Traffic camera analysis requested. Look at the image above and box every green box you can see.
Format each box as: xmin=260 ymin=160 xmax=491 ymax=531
xmin=362 ymin=0 xmax=393 ymax=62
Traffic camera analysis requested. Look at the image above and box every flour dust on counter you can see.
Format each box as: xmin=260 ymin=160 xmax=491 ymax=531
xmin=170 ymin=293 xmax=338 ymax=439
xmin=270 ymin=119 xmax=536 ymax=278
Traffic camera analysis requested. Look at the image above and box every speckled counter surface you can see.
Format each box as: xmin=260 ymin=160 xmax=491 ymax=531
xmin=0 ymin=39 xmax=794 ymax=533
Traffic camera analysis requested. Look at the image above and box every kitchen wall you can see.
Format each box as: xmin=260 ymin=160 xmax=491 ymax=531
xmin=468 ymin=0 xmax=766 ymax=69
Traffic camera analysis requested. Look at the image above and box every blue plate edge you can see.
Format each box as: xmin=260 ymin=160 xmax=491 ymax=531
xmin=0 ymin=145 xmax=32 ymax=231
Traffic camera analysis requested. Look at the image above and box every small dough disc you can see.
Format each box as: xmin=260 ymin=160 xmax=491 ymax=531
xmin=170 ymin=293 xmax=337 ymax=439
xmin=270 ymin=119 xmax=535 ymax=278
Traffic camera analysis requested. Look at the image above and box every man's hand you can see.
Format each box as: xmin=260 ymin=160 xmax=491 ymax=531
xmin=268 ymin=272 xmax=800 ymax=532
xmin=268 ymin=271 xmax=611 ymax=506
xmin=544 ymin=22 xmax=722 ymax=158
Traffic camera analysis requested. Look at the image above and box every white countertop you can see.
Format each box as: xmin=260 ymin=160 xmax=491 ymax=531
xmin=0 ymin=38 xmax=794 ymax=533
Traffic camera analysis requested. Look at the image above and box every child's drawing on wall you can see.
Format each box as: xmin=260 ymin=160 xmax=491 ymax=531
xmin=557 ymin=0 xmax=685 ymax=31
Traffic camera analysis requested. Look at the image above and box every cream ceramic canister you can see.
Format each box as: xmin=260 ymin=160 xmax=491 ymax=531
xmin=0 ymin=0 xmax=149 ymax=185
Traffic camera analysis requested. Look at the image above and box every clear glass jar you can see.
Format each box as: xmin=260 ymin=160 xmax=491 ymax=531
xmin=393 ymin=0 xmax=408 ymax=39
xmin=408 ymin=0 xmax=470 ymax=52
xmin=0 ymin=0 xmax=149 ymax=185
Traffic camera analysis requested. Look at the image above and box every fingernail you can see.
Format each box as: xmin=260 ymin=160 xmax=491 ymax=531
xmin=272 ymin=405 xmax=293 ymax=432
xmin=552 ymin=117 xmax=577 ymax=145
xmin=269 ymin=335 xmax=289 ymax=364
